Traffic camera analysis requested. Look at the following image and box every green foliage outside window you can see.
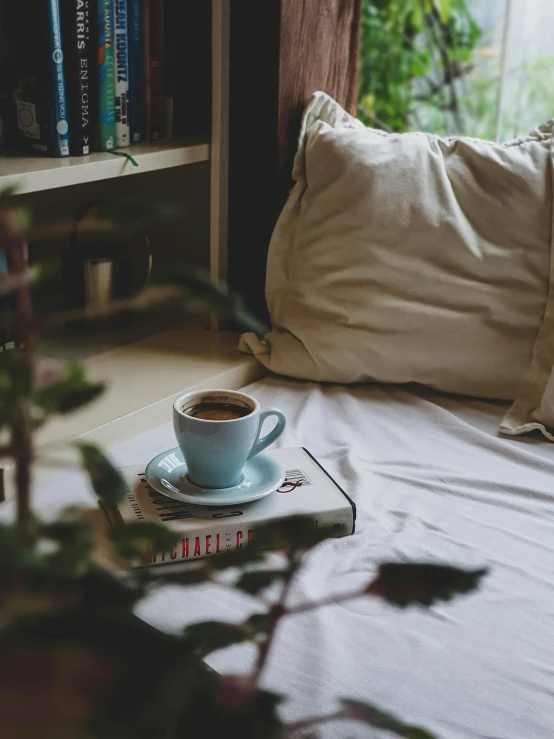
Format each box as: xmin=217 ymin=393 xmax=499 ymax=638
xmin=358 ymin=0 xmax=482 ymax=134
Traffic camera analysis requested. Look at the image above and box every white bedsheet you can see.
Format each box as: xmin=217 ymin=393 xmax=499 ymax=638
xmin=35 ymin=378 xmax=554 ymax=738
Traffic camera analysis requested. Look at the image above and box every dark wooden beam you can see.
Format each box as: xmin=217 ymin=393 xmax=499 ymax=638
xmin=228 ymin=0 xmax=361 ymax=319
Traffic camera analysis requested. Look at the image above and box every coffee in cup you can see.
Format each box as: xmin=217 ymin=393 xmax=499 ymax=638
xmin=182 ymin=401 xmax=252 ymax=421
xmin=173 ymin=389 xmax=286 ymax=489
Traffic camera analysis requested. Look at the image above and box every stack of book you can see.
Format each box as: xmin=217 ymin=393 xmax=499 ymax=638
xmin=0 ymin=0 xmax=209 ymax=158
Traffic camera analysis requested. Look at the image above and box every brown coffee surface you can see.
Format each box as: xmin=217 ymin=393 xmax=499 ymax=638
xmin=184 ymin=402 xmax=251 ymax=421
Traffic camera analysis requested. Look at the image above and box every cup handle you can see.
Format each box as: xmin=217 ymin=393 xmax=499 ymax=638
xmin=247 ymin=407 xmax=286 ymax=460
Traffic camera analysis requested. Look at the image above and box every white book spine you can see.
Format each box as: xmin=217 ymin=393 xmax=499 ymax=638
xmin=145 ymin=509 xmax=352 ymax=567
xmin=114 ymin=0 xmax=130 ymax=147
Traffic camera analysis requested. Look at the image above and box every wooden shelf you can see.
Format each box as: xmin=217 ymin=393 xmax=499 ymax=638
xmin=0 ymin=138 xmax=210 ymax=195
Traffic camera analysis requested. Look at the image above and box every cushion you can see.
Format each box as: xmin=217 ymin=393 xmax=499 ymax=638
xmin=240 ymin=92 xmax=554 ymax=437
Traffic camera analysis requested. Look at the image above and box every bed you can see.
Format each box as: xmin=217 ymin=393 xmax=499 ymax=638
xmin=35 ymin=376 xmax=554 ymax=738
xmin=25 ymin=91 xmax=554 ymax=730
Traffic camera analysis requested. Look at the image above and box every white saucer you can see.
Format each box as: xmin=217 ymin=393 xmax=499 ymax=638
xmin=145 ymin=447 xmax=285 ymax=506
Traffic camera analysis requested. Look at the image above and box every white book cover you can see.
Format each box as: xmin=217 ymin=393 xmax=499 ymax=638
xmin=105 ymin=447 xmax=356 ymax=567
xmin=114 ymin=0 xmax=130 ymax=147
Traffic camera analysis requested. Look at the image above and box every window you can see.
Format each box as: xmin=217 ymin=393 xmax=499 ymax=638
xmin=359 ymin=0 xmax=554 ymax=140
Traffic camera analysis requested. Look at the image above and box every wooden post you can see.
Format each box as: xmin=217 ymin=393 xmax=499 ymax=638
xmin=227 ymin=0 xmax=361 ymax=319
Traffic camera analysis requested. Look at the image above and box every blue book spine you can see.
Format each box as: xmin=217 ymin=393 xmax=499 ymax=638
xmin=47 ymin=0 xmax=71 ymax=156
xmin=129 ymin=0 xmax=143 ymax=143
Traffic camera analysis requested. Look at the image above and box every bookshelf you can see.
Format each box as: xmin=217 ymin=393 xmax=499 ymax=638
xmin=0 ymin=0 xmax=264 ymax=482
xmin=0 ymin=139 xmax=210 ymax=194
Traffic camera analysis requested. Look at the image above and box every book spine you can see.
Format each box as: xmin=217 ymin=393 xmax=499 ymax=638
xmin=128 ymin=0 xmax=143 ymax=143
xmin=97 ymin=0 xmax=116 ymax=150
xmin=162 ymin=0 xmax=176 ymax=140
xmin=62 ymin=0 xmax=96 ymax=156
xmin=47 ymin=0 xmax=71 ymax=156
xmin=148 ymin=0 xmax=163 ymax=141
xmin=144 ymin=512 xmax=352 ymax=568
xmin=142 ymin=0 xmax=151 ymax=140
xmin=147 ymin=520 xmax=252 ymax=566
xmin=114 ymin=0 xmax=130 ymax=147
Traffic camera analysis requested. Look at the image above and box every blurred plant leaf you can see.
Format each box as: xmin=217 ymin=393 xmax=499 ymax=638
xmin=201 ymin=546 xmax=267 ymax=571
xmin=85 ymin=198 xmax=185 ymax=231
xmin=433 ymin=0 xmax=452 ymax=24
xmin=0 ymin=266 xmax=32 ymax=295
xmin=181 ymin=679 xmax=284 ymax=739
xmin=0 ymin=206 xmax=32 ymax=239
xmin=155 ymin=266 xmax=268 ymax=336
xmin=11 ymin=206 xmax=32 ymax=234
xmin=40 ymin=520 xmax=93 ymax=576
xmin=244 ymin=612 xmax=273 ymax=636
xmin=0 ymin=523 xmax=42 ymax=573
xmin=0 ymin=184 xmax=18 ymax=201
xmin=0 ymin=350 xmax=33 ymax=423
xmin=203 ymin=517 xmax=339 ymax=575
xmin=0 ymin=645 xmax=119 ymax=739
xmin=147 ymin=566 xmax=211 ymax=586
xmin=109 ymin=521 xmax=179 ymax=561
xmin=253 ymin=515 xmax=340 ymax=554
xmin=184 ymin=620 xmax=253 ymax=657
xmin=367 ymin=563 xmax=488 ymax=608
xmin=235 ymin=568 xmax=285 ymax=596
xmin=35 ymin=360 xmax=105 ymax=416
xmin=76 ymin=443 xmax=126 ymax=507
xmin=341 ymin=699 xmax=436 ymax=738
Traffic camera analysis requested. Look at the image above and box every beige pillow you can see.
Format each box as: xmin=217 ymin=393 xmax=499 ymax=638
xmin=241 ymin=93 xmax=554 ymax=436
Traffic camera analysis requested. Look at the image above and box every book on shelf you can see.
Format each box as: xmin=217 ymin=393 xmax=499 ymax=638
xmin=114 ymin=0 xmax=130 ymax=147
xmin=162 ymin=0 xmax=178 ymax=141
xmin=61 ymin=0 xmax=97 ymax=156
xmin=128 ymin=0 xmax=144 ymax=144
xmin=1 ymin=0 xmax=213 ymax=157
xmin=141 ymin=0 xmax=151 ymax=141
xmin=7 ymin=0 xmax=70 ymax=157
xmin=148 ymin=0 xmax=164 ymax=141
xmin=97 ymin=0 xmax=116 ymax=151
xmin=103 ymin=447 xmax=356 ymax=567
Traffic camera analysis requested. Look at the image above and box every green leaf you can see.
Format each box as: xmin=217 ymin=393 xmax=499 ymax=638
xmin=148 ymin=566 xmax=211 ymax=586
xmin=109 ymin=521 xmax=179 ymax=561
xmin=433 ymin=0 xmax=452 ymax=23
xmin=35 ymin=360 xmax=105 ymax=415
xmin=11 ymin=206 xmax=32 ymax=234
xmin=340 ymin=699 xmax=436 ymax=739
xmin=368 ymin=563 xmax=488 ymax=608
xmin=90 ymin=198 xmax=185 ymax=231
xmin=76 ymin=442 xmax=127 ymax=506
xmin=40 ymin=520 xmax=93 ymax=575
xmin=0 ymin=184 xmax=19 ymax=201
xmin=155 ymin=267 xmax=269 ymax=336
xmin=235 ymin=569 xmax=284 ymax=595
xmin=204 ymin=516 xmax=341 ymax=574
xmin=253 ymin=515 xmax=342 ymax=553
xmin=47 ymin=382 xmax=105 ymax=414
xmin=202 ymin=546 xmax=267 ymax=571
xmin=184 ymin=621 xmax=252 ymax=657
xmin=245 ymin=612 xmax=273 ymax=636
xmin=184 ymin=680 xmax=283 ymax=739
